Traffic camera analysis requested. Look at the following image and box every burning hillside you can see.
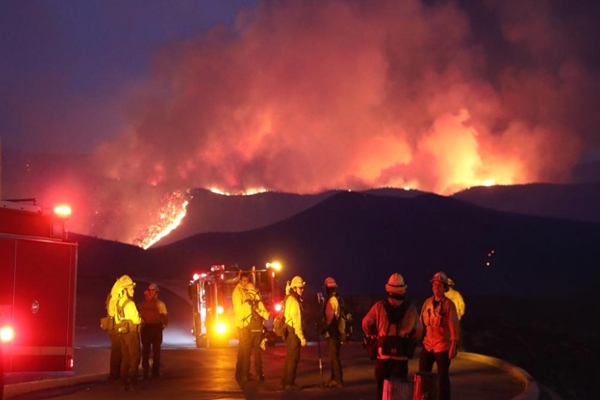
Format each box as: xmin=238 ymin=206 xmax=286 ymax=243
xmin=4 ymin=0 xmax=599 ymax=247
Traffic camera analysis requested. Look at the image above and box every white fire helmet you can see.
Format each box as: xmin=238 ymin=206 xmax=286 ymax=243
xmin=290 ymin=276 xmax=306 ymax=288
xmin=385 ymin=273 xmax=407 ymax=295
xmin=324 ymin=277 xmax=337 ymax=288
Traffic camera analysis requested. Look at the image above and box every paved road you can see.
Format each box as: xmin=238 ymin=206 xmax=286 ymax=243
xmin=4 ymin=342 xmax=536 ymax=400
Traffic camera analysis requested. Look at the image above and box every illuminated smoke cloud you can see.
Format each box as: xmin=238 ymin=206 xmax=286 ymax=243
xmin=87 ymin=0 xmax=599 ymax=243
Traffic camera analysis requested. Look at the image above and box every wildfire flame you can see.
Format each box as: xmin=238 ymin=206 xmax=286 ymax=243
xmin=209 ymin=187 xmax=268 ymax=196
xmin=134 ymin=190 xmax=191 ymax=249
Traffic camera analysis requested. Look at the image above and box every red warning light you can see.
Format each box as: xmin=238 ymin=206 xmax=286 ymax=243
xmin=54 ymin=205 xmax=72 ymax=219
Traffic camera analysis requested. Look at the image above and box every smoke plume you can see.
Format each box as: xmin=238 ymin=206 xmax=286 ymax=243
xmin=92 ymin=0 xmax=598 ymax=197
xmin=23 ymin=0 xmax=587 ymax=244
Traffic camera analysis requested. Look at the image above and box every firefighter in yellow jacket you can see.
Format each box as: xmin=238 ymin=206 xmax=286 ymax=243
xmin=138 ymin=283 xmax=168 ymax=379
xmin=105 ymin=280 xmax=123 ymax=381
xmin=112 ymin=275 xmax=142 ymax=391
xmin=280 ymin=275 xmax=307 ymax=391
xmin=241 ymin=282 xmax=270 ymax=381
xmin=445 ymin=277 xmax=465 ymax=350
xmin=232 ymin=272 xmax=251 ymax=380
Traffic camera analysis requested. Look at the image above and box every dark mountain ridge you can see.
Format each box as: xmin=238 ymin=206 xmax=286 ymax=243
xmin=5 ymin=148 xmax=600 ymax=243
xmin=75 ymin=191 xmax=600 ymax=299
xmin=453 ymin=181 xmax=600 ymax=223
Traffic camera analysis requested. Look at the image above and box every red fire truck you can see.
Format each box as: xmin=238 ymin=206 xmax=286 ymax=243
xmin=188 ymin=263 xmax=283 ymax=348
xmin=0 ymin=199 xmax=77 ymax=374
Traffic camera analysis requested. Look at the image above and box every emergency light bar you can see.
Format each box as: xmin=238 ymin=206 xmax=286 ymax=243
xmin=53 ymin=205 xmax=72 ymax=219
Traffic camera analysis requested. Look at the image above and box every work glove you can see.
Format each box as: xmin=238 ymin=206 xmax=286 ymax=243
xmin=300 ymin=337 xmax=307 ymax=347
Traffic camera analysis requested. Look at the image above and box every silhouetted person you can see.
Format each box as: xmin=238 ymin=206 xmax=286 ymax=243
xmin=322 ymin=276 xmax=344 ymax=388
xmin=138 ymin=283 xmax=168 ymax=379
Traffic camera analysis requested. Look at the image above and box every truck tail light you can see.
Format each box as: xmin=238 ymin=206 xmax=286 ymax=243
xmin=273 ymin=302 xmax=283 ymax=313
xmin=0 ymin=325 xmax=16 ymax=343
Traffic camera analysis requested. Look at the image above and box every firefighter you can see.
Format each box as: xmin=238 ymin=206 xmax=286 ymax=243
xmin=138 ymin=283 xmax=168 ymax=379
xmin=112 ymin=274 xmax=142 ymax=391
xmin=280 ymin=275 xmax=307 ymax=391
xmin=232 ymin=272 xmax=251 ymax=380
xmin=105 ymin=279 xmax=123 ymax=381
xmin=362 ymin=273 xmax=422 ymax=400
xmin=418 ymin=271 xmax=460 ymax=400
xmin=445 ymin=277 xmax=466 ymax=350
xmin=241 ymin=282 xmax=270 ymax=381
xmin=322 ymin=276 xmax=344 ymax=388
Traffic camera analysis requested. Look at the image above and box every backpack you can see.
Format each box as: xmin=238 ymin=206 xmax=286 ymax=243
xmin=382 ymin=298 xmax=410 ymax=325
xmin=100 ymin=292 xmax=116 ymax=331
xmin=247 ymin=299 xmax=266 ymax=333
xmin=322 ymin=294 xmax=353 ymax=342
xmin=114 ymin=297 xmax=133 ymax=334
xmin=380 ymin=299 xmax=416 ymax=358
xmin=272 ymin=296 xmax=288 ymax=337
xmin=336 ymin=295 xmax=353 ymax=342
xmin=116 ymin=297 xmax=132 ymax=321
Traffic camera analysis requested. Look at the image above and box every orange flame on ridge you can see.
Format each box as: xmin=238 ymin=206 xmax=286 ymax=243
xmin=134 ymin=190 xmax=191 ymax=249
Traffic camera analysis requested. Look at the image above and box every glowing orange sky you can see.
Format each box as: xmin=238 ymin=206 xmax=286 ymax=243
xmin=92 ymin=0 xmax=596 ymax=202
xmin=15 ymin=0 xmax=598 ymax=245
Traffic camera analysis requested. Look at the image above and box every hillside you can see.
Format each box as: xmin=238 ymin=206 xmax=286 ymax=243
xmin=5 ymin=148 xmax=600 ymax=246
xmin=453 ymin=182 xmax=600 ymax=223
xmin=73 ymin=191 xmax=600 ymax=299
xmin=70 ymin=190 xmax=600 ymax=399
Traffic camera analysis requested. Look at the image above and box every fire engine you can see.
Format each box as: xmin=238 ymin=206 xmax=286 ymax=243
xmin=0 ymin=199 xmax=77 ymax=374
xmin=188 ymin=262 xmax=283 ymax=348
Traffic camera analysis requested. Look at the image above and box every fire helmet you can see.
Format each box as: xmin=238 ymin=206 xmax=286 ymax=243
xmin=447 ymin=277 xmax=455 ymax=286
xmin=290 ymin=276 xmax=306 ymax=288
xmin=324 ymin=277 xmax=337 ymax=288
xmin=118 ymin=275 xmax=136 ymax=289
xmin=385 ymin=273 xmax=407 ymax=294
xmin=430 ymin=271 xmax=449 ymax=285
xmin=148 ymin=283 xmax=160 ymax=292
xmin=245 ymin=282 xmax=257 ymax=292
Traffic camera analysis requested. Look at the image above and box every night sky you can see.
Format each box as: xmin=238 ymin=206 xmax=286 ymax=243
xmin=2 ymin=0 xmax=600 ymax=243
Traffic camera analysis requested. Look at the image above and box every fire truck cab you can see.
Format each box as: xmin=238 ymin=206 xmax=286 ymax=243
xmin=0 ymin=199 xmax=77 ymax=376
xmin=188 ymin=263 xmax=283 ymax=348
